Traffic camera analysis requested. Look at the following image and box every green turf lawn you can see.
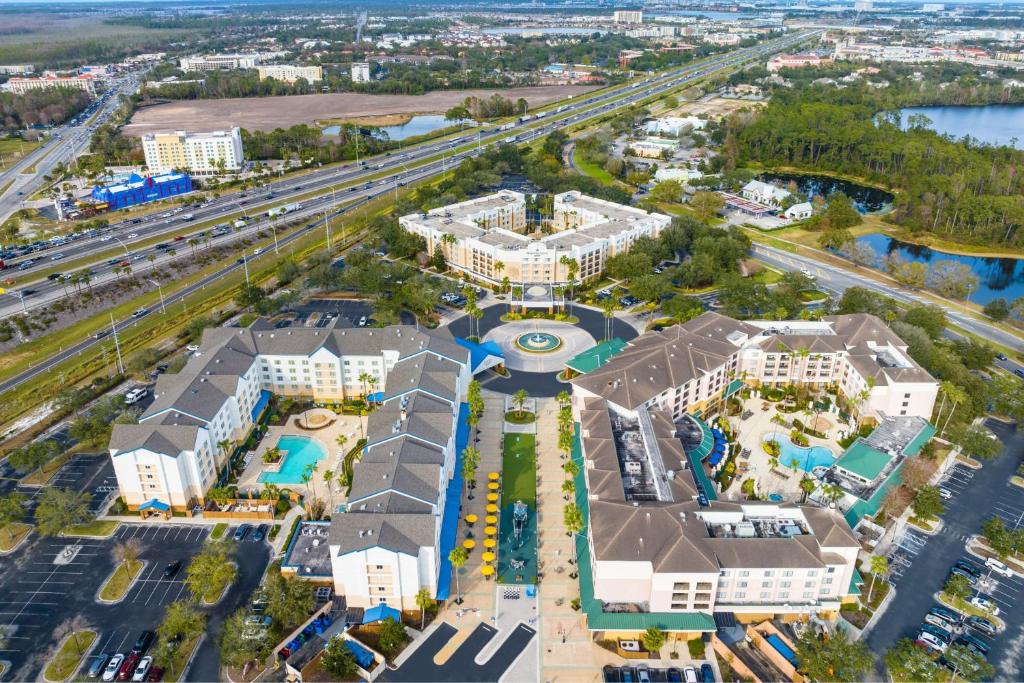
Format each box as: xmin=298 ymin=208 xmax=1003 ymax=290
xmin=502 ymin=433 xmax=537 ymax=505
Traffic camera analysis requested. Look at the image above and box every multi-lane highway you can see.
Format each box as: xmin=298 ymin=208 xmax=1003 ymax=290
xmin=0 ymin=76 xmax=138 ymax=225
xmin=0 ymin=30 xmax=816 ymax=319
xmin=0 ymin=31 xmax=817 ymax=395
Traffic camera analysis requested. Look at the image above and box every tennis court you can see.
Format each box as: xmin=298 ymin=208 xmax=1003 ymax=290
xmin=498 ymin=433 xmax=537 ymax=585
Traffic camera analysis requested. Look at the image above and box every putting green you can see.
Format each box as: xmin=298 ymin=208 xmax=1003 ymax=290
xmin=498 ymin=433 xmax=537 ymax=584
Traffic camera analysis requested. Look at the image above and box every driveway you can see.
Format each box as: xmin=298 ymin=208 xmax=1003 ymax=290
xmin=381 ymin=622 xmax=536 ymax=682
xmin=864 ymin=420 xmax=1024 ymax=680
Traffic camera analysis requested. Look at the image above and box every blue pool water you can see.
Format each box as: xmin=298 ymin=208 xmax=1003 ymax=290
xmin=766 ymin=434 xmax=835 ymax=472
xmin=259 ymin=435 xmax=327 ymax=485
xmin=766 ymin=634 xmax=798 ymax=667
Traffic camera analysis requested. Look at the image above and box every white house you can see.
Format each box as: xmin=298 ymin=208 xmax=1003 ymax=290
xmin=741 ymin=180 xmax=791 ymax=209
xmin=784 ymin=201 xmax=813 ymax=220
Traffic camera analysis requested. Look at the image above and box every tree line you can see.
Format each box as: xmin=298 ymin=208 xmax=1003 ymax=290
xmin=1 ymin=87 xmax=92 ymax=133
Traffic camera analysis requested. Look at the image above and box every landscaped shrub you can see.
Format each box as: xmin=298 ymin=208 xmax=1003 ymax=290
xmin=763 ymin=439 xmax=781 ymax=457
xmin=687 ymin=638 xmax=706 ymax=658
xmin=790 ymin=430 xmax=810 ymax=447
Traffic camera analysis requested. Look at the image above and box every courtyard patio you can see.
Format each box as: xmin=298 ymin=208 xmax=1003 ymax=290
xmin=236 ymin=408 xmax=367 ymax=507
xmin=716 ymin=391 xmax=856 ymax=502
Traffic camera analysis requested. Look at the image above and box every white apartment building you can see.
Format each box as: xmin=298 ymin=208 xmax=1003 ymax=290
xmin=571 ymin=312 xmax=938 ymax=424
xmin=141 ymin=128 xmax=244 ymax=175
xmin=180 ymin=53 xmax=261 ymax=71
xmin=645 ymin=116 xmax=706 ymax=137
xmin=257 ymin=64 xmax=323 ymax=84
xmin=399 ymin=191 xmax=671 ymax=285
xmin=0 ymin=64 xmax=34 ymax=75
xmin=5 ymin=73 xmax=96 ymax=96
xmin=351 ymin=62 xmax=371 ymax=82
xmin=614 ymin=10 xmax=644 ymax=23
xmin=578 ymin=394 xmax=861 ymax=622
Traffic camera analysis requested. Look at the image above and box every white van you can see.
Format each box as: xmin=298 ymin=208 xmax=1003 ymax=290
xmin=124 ymin=387 xmax=148 ymax=405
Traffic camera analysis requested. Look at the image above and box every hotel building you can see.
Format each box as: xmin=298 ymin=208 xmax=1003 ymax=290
xmin=257 ymin=65 xmax=323 ymax=84
xmin=141 ymin=128 xmax=244 ymax=175
xmin=399 ymin=191 xmax=671 ymax=285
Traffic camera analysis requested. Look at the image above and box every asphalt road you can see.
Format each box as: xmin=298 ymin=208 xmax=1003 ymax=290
xmin=0 ymin=31 xmax=817 ymax=397
xmin=0 ymin=30 xmax=818 ymax=320
xmin=381 ymin=622 xmax=536 ymax=682
xmin=864 ymin=419 xmax=1024 ymax=681
xmin=752 ymin=244 xmax=1024 ymax=356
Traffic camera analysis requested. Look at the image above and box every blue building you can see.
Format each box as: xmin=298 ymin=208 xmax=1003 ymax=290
xmin=91 ymin=172 xmax=192 ymax=211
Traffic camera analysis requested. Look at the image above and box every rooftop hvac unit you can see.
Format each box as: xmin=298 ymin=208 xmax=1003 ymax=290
xmin=736 ymin=521 xmax=756 ymax=538
xmin=625 ymin=461 xmax=642 ymax=474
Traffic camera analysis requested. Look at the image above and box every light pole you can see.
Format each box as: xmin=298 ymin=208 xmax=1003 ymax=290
xmin=110 ymin=312 xmax=124 ymax=374
xmin=147 ymin=279 xmax=166 ymax=314
xmin=113 ymin=236 xmax=130 ymax=256
xmin=324 ymin=210 xmax=332 ymax=249
xmin=1 ymin=289 xmax=27 ymax=314
xmin=241 ymin=254 xmax=250 ymax=287
xmin=270 ymin=218 xmax=279 ymax=254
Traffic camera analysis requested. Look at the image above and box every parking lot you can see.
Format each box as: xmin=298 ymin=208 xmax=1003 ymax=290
xmin=866 ymin=420 xmax=1024 ymax=680
xmin=0 ymin=523 xmax=269 ymax=681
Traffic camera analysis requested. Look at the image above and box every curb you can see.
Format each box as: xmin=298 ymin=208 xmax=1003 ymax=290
xmin=0 ymin=526 xmax=33 ymax=556
xmin=95 ymin=560 xmax=149 ymax=605
xmin=40 ymin=629 xmax=98 ymax=683
xmin=859 ymin=582 xmax=896 ymax=637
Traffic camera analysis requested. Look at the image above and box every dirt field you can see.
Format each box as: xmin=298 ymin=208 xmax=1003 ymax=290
xmin=665 ymin=95 xmax=766 ymax=120
xmin=123 ymin=86 xmax=599 ymax=135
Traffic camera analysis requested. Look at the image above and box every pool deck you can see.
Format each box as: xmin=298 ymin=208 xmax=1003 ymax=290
xmin=725 ymin=396 xmax=843 ymax=502
xmin=237 ymin=411 xmax=367 ymax=503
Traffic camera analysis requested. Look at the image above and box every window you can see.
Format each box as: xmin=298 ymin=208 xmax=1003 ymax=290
xmin=803 ymin=591 xmax=814 ymax=599
xmin=739 ymin=570 xmax=749 ymax=577
xmin=672 ymin=582 xmax=691 ymax=591
xmin=737 ymin=581 xmax=748 ymax=588
xmin=764 ymin=570 xmax=774 ymax=578
xmin=760 ymin=591 xmax=770 ymax=599
xmin=780 ymin=581 xmax=791 ymax=588
xmin=782 ymin=570 xmax=794 ymax=577
xmin=734 ymin=592 xmax=746 ymax=599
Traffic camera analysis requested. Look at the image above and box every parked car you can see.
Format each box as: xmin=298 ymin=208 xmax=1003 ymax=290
xmin=124 ymin=387 xmax=148 ymax=405
xmin=233 ymin=523 xmax=251 ymax=541
xmin=185 ymin=344 xmax=200 ymax=352
xmin=956 ymin=633 xmax=991 ymax=656
xmin=700 ymin=663 xmax=715 ymax=682
xmin=636 ymin=667 xmax=651 ymax=683
xmin=925 ymin=613 xmax=955 ymax=630
xmin=163 ymin=561 xmax=181 ymax=578
xmin=145 ymin=667 xmax=164 ymax=682
xmin=938 ymin=487 xmax=952 ymax=500
xmin=132 ymin=631 xmax=154 ymax=655
xmin=929 ymin=606 xmax=961 ymax=626
xmin=132 ymin=307 xmax=147 ymax=318
xmin=916 ymin=632 xmax=948 ymax=652
xmin=117 ymin=654 xmax=139 ymax=681
xmin=949 ymin=567 xmax=978 ymax=585
xmin=87 ymin=653 xmax=111 ymax=679
xmin=666 ymin=668 xmax=683 ymax=682
xmin=920 ymin=623 xmax=952 ymax=644
xmin=955 ymin=559 xmax=983 ymax=578
xmin=970 ymin=594 xmax=1000 ymax=615
xmin=101 ymin=654 xmax=124 ymax=682
xmin=131 ymin=656 xmax=152 ymax=682
xmin=965 ymin=615 xmax=998 ymax=637
xmin=683 ymin=667 xmax=699 ymax=683
xmin=620 ymin=668 xmax=635 ymax=683
xmin=252 ymin=524 xmax=268 ymax=542
xmin=985 ymin=557 xmax=1013 ymax=577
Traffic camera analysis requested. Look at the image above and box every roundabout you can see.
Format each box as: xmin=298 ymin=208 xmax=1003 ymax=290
xmin=484 ymin=320 xmax=596 ymax=374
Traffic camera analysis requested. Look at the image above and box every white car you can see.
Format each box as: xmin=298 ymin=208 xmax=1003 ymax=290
xmin=253 ymin=248 xmax=263 ymax=256
xmin=938 ymin=487 xmax=952 ymax=500
xmin=925 ymin=613 xmax=955 ymax=630
xmin=126 ymin=233 xmax=138 ymax=239
xmin=186 ymin=344 xmax=200 ymax=352
xmin=100 ymin=234 xmax=113 ymax=242
xmin=124 ymin=387 xmax=148 ymax=405
xmin=985 ymin=557 xmax=1014 ymax=577
xmin=970 ymin=594 xmax=1000 ymax=615
xmin=916 ymin=632 xmax=948 ymax=652
xmin=131 ymin=656 xmax=152 ymax=682
xmin=101 ymin=654 xmax=124 ymax=682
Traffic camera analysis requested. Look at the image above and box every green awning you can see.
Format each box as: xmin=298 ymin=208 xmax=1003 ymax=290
xmin=565 ymin=338 xmax=628 ymax=374
xmin=848 ymin=568 xmax=864 ymax=596
xmin=724 ymin=379 xmax=745 ymax=398
xmin=835 ymin=441 xmax=892 ymax=481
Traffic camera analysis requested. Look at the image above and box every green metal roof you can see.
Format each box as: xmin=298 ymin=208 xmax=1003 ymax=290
xmin=564 ymin=338 xmax=628 ymax=374
xmin=835 ymin=441 xmax=892 ymax=481
xmin=724 ymin=379 xmax=745 ymax=398
xmin=572 ymin=423 xmax=716 ymax=633
xmin=848 ymin=568 xmax=864 ymax=596
xmin=903 ymin=422 xmax=937 ymax=456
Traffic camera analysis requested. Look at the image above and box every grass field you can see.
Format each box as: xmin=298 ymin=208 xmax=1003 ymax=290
xmin=0 ymin=523 xmax=31 ymax=552
xmin=65 ymin=519 xmax=119 ymax=538
xmin=43 ymin=630 xmax=96 ymax=682
xmin=99 ymin=559 xmax=143 ymax=601
xmin=502 ymin=433 xmax=537 ymax=505
xmin=0 ymin=137 xmax=41 ymax=169
xmin=572 ymin=147 xmax=616 ymax=185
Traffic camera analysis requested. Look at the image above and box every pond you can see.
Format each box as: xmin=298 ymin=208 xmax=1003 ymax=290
xmin=893 ymin=104 xmax=1024 ymax=150
xmin=853 ymin=233 xmax=1024 ymax=306
xmin=760 ymin=172 xmax=893 ymax=213
xmin=483 ymin=26 xmax=604 ymax=36
xmin=322 ymin=114 xmax=473 ymax=141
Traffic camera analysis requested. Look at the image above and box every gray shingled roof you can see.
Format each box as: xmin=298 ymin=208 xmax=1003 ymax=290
xmin=109 ymin=423 xmax=201 ymax=456
xmin=330 ymin=513 xmax=437 ymax=556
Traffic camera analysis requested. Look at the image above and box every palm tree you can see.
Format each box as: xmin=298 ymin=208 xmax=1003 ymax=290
xmin=556 ymin=390 xmax=571 ymax=409
xmin=216 ymin=438 xmax=232 ymax=473
xmin=563 ymin=503 xmax=584 ymax=577
xmin=563 ymin=459 xmax=579 ymax=481
xmin=493 ymin=260 xmax=505 ymax=283
xmin=449 ymin=547 xmax=468 ymax=604
xmin=358 ymin=372 xmax=372 ymax=399
xmin=561 ymin=479 xmax=575 ymax=500
xmin=335 ymin=433 xmax=348 ymax=454
xmin=867 ymin=554 xmax=888 ymax=604
xmin=323 ymin=469 xmax=335 ymax=511
xmin=602 ymin=298 xmax=616 ymax=342
xmin=512 ymin=389 xmax=528 ymax=418
xmin=415 ymin=587 xmax=434 ymax=630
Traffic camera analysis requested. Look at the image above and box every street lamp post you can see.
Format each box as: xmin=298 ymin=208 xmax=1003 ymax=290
xmin=147 ymin=279 xmax=166 ymax=314
xmin=113 ymin=236 xmax=130 ymax=256
xmin=110 ymin=313 xmax=124 ymax=374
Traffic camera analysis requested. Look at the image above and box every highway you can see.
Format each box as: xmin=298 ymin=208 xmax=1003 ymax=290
xmin=752 ymin=243 xmax=1024 ymax=357
xmin=0 ymin=30 xmax=816 ymax=320
xmin=0 ymin=30 xmax=817 ymax=395
xmin=0 ymin=76 xmax=138 ymax=225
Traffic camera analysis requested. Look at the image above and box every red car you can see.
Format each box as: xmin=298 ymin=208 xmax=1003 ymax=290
xmin=117 ymin=654 xmax=140 ymax=681
xmin=146 ymin=667 xmax=164 ymax=682
xmin=173 ymin=235 xmax=185 ymax=241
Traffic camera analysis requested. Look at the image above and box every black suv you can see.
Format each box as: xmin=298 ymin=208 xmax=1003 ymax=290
xmin=132 ymin=630 xmax=154 ymax=655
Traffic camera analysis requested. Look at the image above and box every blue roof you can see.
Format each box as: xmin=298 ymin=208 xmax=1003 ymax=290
xmin=708 ymin=451 xmax=724 ymax=467
xmin=138 ymin=499 xmax=170 ymax=512
xmin=435 ymin=401 xmax=470 ymax=600
xmin=366 ymin=392 xmax=384 ymax=403
xmin=362 ymin=603 xmax=401 ymax=624
xmin=344 ymin=639 xmax=376 ymax=669
xmin=455 ymin=338 xmax=504 ymax=373
xmin=250 ymin=390 xmax=271 ymax=422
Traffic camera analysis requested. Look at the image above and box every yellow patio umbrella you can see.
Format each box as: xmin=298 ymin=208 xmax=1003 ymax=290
xmin=486 ymin=504 xmax=499 ymax=514
xmin=480 ymin=565 xmax=495 ymax=577
xmin=487 ymin=481 xmax=500 ymax=491
xmin=487 ymin=493 xmax=499 ymax=502
xmin=465 ymin=513 xmax=478 ymax=525
xmin=485 ymin=515 xmax=498 ymax=525
xmin=483 ymin=538 xmax=497 ymax=549
xmin=482 ymin=551 xmax=496 ymax=563
xmin=484 ymin=526 xmax=497 ymax=536
xmin=488 ymin=472 xmax=500 ymax=480
xmin=462 ymin=539 xmax=476 ymax=550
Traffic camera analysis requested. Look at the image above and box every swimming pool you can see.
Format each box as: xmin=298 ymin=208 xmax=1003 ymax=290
xmin=766 ymin=434 xmax=835 ymax=472
xmin=259 ymin=435 xmax=328 ymax=485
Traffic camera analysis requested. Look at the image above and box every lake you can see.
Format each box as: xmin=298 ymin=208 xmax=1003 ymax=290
xmin=895 ymin=104 xmax=1024 ymax=149
xmin=760 ymin=172 xmax=893 ymax=213
xmin=854 ymin=233 xmax=1024 ymax=305
xmin=322 ymin=114 xmax=472 ymax=141
xmin=483 ymin=27 xmax=604 ymax=36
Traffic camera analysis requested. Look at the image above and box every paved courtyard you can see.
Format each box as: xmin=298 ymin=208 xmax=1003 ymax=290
xmin=483 ymin=319 xmax=597 ymax=373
